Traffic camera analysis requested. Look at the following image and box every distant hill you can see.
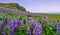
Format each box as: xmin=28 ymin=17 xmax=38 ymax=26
xmin=0 ymin=3 xmax=26 ymax=11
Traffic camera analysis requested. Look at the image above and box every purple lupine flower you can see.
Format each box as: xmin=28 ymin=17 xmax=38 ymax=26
xmin=0 ymin=20 xmax=4 ymax=28
xmin=0 ymin=21 xmax=4 ymax=35
xmin=20 ymin=21 xmax=24 ymax=31
xmin=10 ymin=20 xmax=15 ymax=27
xmin=33 ymin=21 xmax=42 ymax=35
xmin=26 ymin=26 xmax=31 ymax=35
xmin=41 ymin=19 xmax=45 ymax=23
xmin=20 ymin=21 xmax=24 ymax=28
xmin=10 ymin=20 xmax=19 ymax=32
xmin=8 ymin=27 xmax=14 ymax=35
xmin=0 ymin=21 xmax=2 ymax=35
xmin=13 ymin=20 xmax=20 ymax=32
xmin=41 ymin=16 xmax=45 ymax=23
xmin=14 ymin=19 xmax=20 ymax=26
xmin=11 ymin=27 xmax=14 ymax=35
xmin=35 ymin=25 xmax=42 ymax=35
xmin=41 ymin=16 xmax=48 ymax=23
xmin=45 ymin=17 xmax=48 ymax=23
xmin=7 ymin=16 xmax=10 ymax=24
xmin=7 ymin=25 xmax=14 ymax=35
xmin=11 ymin=21 xmax=15 ymax=35
xmin=29 ymin=20 xmax=37 ymax=35
xmin=1 ymin=20 xmax=4 ymax=27
xmin=56 ymin=22 xmax=60 ymax=35
xmin=6 ymin=24 xmax=11 ymax=35
xmin=14 ymin=24 xmax=18 ymax=32
xmin=2 ymin=32 xmax=5 ymax=35
xmin=6 ymin=21 xmax=14 ymax=35
xmin=29 ymin=20 xmax=36 ymax=28
xmin=6 ymin=25 xmax=10 ymax=30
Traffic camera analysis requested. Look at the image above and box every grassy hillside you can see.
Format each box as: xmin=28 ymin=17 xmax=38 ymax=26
xmin=41 ymin=14 xmax=60 ymax=20
xmin=0 ymin=3 xmax=26 ymax=11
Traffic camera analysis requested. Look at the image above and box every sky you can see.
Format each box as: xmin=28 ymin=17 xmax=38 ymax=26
xmin=0 ymin=0 xmax=60 ymax=13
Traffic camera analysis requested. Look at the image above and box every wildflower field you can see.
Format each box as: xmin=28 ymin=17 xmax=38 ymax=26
xmin=0 ymin=13 xmax=59 ymax=35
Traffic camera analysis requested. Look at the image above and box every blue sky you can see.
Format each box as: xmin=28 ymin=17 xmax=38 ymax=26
xmin=0 ymin=0 xmax=60 ymax=13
